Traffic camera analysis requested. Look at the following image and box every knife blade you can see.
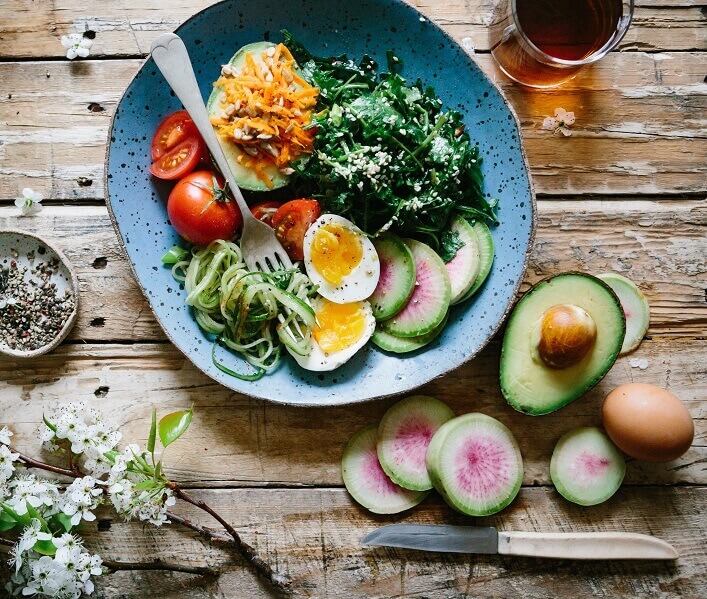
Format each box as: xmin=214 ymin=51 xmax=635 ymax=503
xmin=361 ymin=524 xmax=678 ymax=560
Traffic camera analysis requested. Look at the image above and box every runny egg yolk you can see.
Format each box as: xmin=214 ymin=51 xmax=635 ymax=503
xmin=313 ymin=299 xmax=367 ymax=354
xmin=311 ymin=223 xmax=363 ymax=285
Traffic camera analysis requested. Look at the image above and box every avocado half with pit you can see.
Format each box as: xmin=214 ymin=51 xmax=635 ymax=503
xmin=500 ymin=272 xmax=626 ymax=415
xmin=206 ymin=41 xmax=307 ymax=191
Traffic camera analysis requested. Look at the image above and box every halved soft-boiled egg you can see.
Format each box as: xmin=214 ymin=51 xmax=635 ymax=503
xmin=288 ymin=297 xmax=375 ymax=371
xmin=303 ymin=214 xmax=380 ymax=303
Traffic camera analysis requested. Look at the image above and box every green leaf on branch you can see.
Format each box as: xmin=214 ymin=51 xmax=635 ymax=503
xmin=0 ymin=510 xmax=17 ymax=532
xmin=25 ymin=503 xmax=49 ymax=531
xmin=54 ymin=513 xmax=74 ymax=533
xmin=154 ymin=460 xmax=163 ymax=481
xmin=133 ymin=479 xmax=156 ymax=492
xmin=42 ymin=413 xmax=57 ymax=433
xmin=1 ymin=503 xmax=32 ymax=528
xmin=158 ymin=408 xmax=193 ymax=449
xmin=33 ymin=539 xmax=57 ymax=556
xmin=148 ymin=406 xmax=157 ymax=460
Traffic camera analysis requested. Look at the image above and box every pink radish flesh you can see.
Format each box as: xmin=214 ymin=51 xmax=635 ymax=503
xmin=577 ymin=451 xmax=612 ymax=476
xmin=363 ymin=443 xmax=409 ymax=497
xmin=454 ymin=436 xmax=514 ymax=500
xmin=391 ymin=416 xmax=435 ymax=471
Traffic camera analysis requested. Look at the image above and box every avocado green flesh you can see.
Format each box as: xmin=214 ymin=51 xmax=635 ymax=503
xmin=206 ymin=41 xmax=292 ymax=192
xmin=500 ymin=274 xmax=625 ymax=415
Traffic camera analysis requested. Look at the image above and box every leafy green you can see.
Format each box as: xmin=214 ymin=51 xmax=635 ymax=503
xmin=161 ymin=246 xmax=190 ymax=265
xmin=158 ymin=408 xmax=193 ymax=449
xmin=439 ymin=229 xmax=465 ymax=263
xmin=282 ymin=30 xmax=497 ymax=256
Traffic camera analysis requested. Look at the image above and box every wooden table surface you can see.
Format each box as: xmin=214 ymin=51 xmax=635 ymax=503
xmin=1 ymin=1 xmax=705 ymax=597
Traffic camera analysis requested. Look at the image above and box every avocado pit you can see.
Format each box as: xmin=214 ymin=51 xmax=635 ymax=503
xmin=536 ymin=303 xmax=597 ymax=369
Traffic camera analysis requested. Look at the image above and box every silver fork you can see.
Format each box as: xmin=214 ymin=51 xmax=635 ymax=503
xmin=150 ymin=33 xmax=293 ymax=274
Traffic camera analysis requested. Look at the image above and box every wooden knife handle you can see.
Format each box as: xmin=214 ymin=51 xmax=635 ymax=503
xmin=497 ymin=531 xmax=678 ymax=560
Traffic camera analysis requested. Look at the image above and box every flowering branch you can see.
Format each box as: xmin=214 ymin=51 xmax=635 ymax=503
xmin=0 ymin=403 xmax=290 ymax=596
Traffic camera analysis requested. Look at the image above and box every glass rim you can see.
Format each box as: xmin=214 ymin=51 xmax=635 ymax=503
xmin=510 ymin=0 xmax=635 ymax=67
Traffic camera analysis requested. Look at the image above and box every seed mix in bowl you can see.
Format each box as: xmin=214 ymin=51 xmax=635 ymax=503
xmin=0 ymin=247 xmax=76 ymax=352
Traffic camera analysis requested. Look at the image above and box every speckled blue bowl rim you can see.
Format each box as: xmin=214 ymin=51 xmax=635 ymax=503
xmin=105 ymin=0 xmax=537 ymax=407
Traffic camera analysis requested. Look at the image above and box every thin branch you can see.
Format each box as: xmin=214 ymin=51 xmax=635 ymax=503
xmin=102 ymin=559 xmax=216 ymax=576
xmin=166 ymin=511 xmax=232 ymax=544
xmin=168 ymin=483 xmax=290 ymax=592
xmin=12 ymin=448 xmax=76 ymax=478
xmin=0 ymin=537 xmax=13 ymax=548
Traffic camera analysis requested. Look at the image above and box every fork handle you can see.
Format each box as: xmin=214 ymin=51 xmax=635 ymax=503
xmin=150 ymin=33 xmax=254 ymax=223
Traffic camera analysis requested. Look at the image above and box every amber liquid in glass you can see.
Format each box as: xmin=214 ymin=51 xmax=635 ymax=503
xmin=491 ymin=0 xmax=624 ymax=87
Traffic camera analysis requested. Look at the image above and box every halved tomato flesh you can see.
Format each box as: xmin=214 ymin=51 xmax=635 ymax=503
xmin=149 ymin=137 xmax=202 ymax=180
xmin=150 ymin=110 xmax=198 ymax=161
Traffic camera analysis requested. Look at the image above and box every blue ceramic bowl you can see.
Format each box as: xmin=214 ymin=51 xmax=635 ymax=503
xmin=106 ymin=0 xmax=535 ymax=406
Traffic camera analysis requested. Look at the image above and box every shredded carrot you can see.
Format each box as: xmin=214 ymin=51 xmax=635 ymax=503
xmin=210 ymin=43 xmax=318 ymax=188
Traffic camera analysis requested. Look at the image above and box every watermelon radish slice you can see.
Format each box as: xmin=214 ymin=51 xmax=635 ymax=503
xmin=342 ymin=424 xmax=428 ymax=514
xmin=377 ymin=396 xmax=455 ymax=491
xmin=550 ymin=427 xmax=626 ymax=506
xmin=597 ymin=273 xmax=650 ymax=355
xmin=455 ymin=222 xmax=494 ymax=304
xmin=426 ymin=413 xmax=523 ymax=516
xmin=372 ymin=312 xmax=448 ymax=354
xmin=381 ymin=239 xmax=451 ymax=338
xmin=370 ymin=234 xmax=416 ymax=321
xmin=444 ymin=216 xmax=481 ymax=304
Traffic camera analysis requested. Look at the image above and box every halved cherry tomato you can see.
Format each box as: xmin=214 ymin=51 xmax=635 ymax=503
xmin=167 ymin=171 xmax=243 ymax=246
xmin=250 ymin=201 xmax=283 ymax=227
xmin=271 ymin=199 xmax=321 ymax=261
xmin=149 ymin=137 xmax=203 ymax=180
xmin=150 ymin=110 xmax=198 ymax=160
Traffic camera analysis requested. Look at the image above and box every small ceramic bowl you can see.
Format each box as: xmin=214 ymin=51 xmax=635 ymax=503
xmin=0 ymin=230 xmax=79 ymax=359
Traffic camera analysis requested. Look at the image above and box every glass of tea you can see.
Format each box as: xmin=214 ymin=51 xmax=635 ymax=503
xmin=489 ymin=0 xmax=634 ymax=88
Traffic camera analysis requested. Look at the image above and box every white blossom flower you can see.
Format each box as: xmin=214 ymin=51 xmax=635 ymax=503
xmin=542 ymin=107 xmax=575 ymax=137
xmin=6 ymin=474 xmax=59 ymax=515
xmin=61 ymin=33 xmax=93 ymax=60
xmin=14 ymin=188 xmax=43 ymax=216
xmin=61 ymin=477 xmax=102 ymax=526
xmin=0 ymin=444 xmax=19 ymax=483
xmin=0 ymin=426 xmax=13 ymax=445
xmin=16 ymin=519 xmax=53 ymax=560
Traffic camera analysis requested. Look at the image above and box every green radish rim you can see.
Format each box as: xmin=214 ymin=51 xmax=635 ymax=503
xmin=550 ymin=426 xmax=626 ymax=507
xmin=370 ymin=234 xmax=416 ymax=321
xmin=372 ymin=312 xmax=448 ymax=354
xmin=597 ymin=273 xmax=650 ymax=355
xmin=376 ymin=396 xmax=455 ymax=491
xmin=455 ymin=221 xmax=494 ymax=304
xmin=342 ymin=424 xmax=429 ymax=514
xmin=381 ymin=239 xmax=451 ymax=338
xmin=431 ymin=413 xmax=523 ymax=516
xmin=445 ymin=216 xmax=482 ymax=304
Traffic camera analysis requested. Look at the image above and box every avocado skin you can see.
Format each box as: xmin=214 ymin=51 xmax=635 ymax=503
xmin=499 ymin=272 xmax=626 ymax=416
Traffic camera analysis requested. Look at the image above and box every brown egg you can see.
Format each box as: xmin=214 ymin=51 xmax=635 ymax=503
xmin=602 ymin=383 xmax=694 ymax=463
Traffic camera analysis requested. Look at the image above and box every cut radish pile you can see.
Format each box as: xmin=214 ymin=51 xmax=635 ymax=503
xmin=381 ymin=239 xmax=450 ymax=338
xmin=342 ymin=424 xmax=428 ymax=514
xmin=426 ymin=413 xmax=523 ymax=516
xmin=444 ymin=216 xmax=481 ymax=304
xmin=370 ymin=234 xmax=416 ymax=321
xmin=377 ymin=396 xmax=455 ymax=490
xmin=550 ymin=427 xmax=626 ymax=506
xmin=598 ymin=273 xmax=650 ymax=355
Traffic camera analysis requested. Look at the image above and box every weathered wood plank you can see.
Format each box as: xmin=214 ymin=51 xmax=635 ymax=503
xmin=1 ymin=53 xmax=704 ymax=199
xmin=1 ymin=337 xmax=704 ymax=486
xmin=33 ymin=487 xmax=707 ymax=598
xmin=1 ymin=200 xmax=704 ymax=341
xmin=0 ymin=1 xmax=703 ymax=59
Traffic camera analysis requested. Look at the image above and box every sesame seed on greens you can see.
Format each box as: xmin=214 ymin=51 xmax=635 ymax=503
xmin=282 ymin=31 xmax=498 ymax=262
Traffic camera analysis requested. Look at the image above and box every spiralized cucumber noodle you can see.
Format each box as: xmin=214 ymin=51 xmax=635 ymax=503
xmin=171 ymin=240 xmax=316 ymax=381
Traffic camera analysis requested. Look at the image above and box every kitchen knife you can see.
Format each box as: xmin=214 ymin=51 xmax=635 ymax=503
xmin=360 ymin=524 xmax=678 ymax=560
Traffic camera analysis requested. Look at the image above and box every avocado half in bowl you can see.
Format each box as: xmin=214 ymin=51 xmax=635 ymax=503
xmin=500 ymin=273 xmax=626 ymax=415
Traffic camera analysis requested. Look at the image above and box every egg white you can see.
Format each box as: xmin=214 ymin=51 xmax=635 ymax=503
xmin=303 ymin=214 xmax=380 ymax=304
xmin=288 ymin=298 xmax=375 ymax=372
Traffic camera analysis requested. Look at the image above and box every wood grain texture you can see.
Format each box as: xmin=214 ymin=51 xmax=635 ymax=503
xmin=1 ymin=52 xmax=705 ymax=199
xmin=1 ymin=337 xmax=704 ymax=487
xmin=0 ymin=1 xmax=704 ymax=59
xmin=1 ymin=201 xmax=704 ymax=341
xmin=4 ymin=486 xmax=699 ymax=598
